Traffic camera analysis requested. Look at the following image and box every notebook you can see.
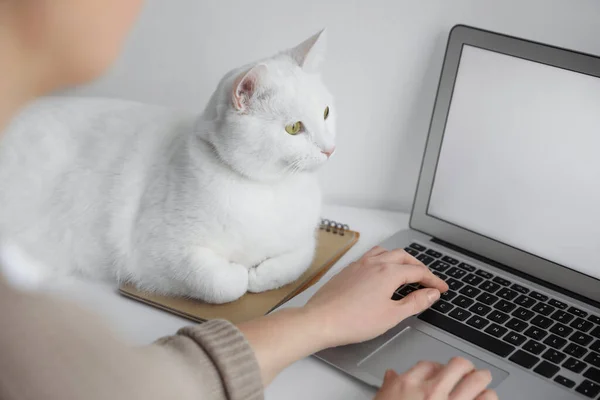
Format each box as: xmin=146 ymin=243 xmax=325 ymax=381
xmin=119 ymin=219 xmax=359 ymax=324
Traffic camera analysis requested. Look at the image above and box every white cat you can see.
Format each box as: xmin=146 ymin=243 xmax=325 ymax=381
xmin=0 ymin=30 xmax=336 ymax=304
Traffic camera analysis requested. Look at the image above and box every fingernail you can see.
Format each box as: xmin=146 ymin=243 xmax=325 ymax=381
xmin=426 ymin=289 xmax=440 ymax=304
xmin=384 ymin=370 xmax=393 ymax=380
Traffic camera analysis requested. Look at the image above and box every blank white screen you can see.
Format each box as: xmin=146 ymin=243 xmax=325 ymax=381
xmin=429 ymin=45 xmax=600 ymax=278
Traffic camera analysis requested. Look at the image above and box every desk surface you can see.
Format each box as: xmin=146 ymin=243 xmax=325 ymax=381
xmin=42 ymin=205 xmax=410 ymax=400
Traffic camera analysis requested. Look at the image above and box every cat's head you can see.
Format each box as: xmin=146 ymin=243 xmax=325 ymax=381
xmin=203 ymin=30 xmax=336 ymax=182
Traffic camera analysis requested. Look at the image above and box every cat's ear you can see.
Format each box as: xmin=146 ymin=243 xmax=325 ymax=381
xmin=232 ymin=64 xmax=268 ymax=112
xmin=288 ymin=29 xmax=327 ymax=73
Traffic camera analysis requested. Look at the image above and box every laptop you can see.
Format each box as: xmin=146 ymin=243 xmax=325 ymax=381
xmin=315 ymin=25 xmax=600 ymax=399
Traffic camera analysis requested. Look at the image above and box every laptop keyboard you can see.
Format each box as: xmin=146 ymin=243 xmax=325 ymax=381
xmin=397 ymin=243 xmax=600 ymax=398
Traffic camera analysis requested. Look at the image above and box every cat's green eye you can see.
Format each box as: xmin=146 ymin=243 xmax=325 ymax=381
xmin=324 ymin=106 xmax=330 ymax=120
xmin=285 ymin=121 xmax=303 ymax=135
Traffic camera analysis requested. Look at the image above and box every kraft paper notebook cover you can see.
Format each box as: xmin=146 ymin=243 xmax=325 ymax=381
xmin=119 ymin=219 xmax=359 ymax=324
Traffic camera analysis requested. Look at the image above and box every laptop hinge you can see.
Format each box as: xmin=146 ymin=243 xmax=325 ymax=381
xmin=430 ymin=237 xmax=600 ymax=311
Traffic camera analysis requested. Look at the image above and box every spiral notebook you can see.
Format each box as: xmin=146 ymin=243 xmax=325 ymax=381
xmin=119 ymin=219 xmax=359 ymax=324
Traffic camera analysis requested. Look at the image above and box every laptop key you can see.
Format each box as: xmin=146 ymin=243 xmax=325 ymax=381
xmin=548 ymin=299 xmax=568 ymax=310
xmin=565 ymin=343 xmax=588 ymax=358
xmin=543 ymin=334 xmax=567 ymax=350
xmin=447 ymin=278 xmax=464 ymax=291
xmin=417 ymin=254 xmax=435 ymax=266
xmin=404 ymin=247 xmax=420 ymax=257
xmin=506 ymin=318 xmax=529 ymax=333
xmin=440 ymin=290 xmax=457 ymax=301
xmin=571 ymin=318 xmax=594 ymax=333
xmin=448 ymin=307 xmax=471 ymax=322
xmin=503 ymin=331 xmax=527 ymax=346
xmin=542 ymin=349 xmax=566 ymax=364
xmin=571 ymin=332 xmax=593 ymax=346
xmin=563 ymin=357 xmax=587 ymax=373
xmin=425 ymin=249 xmax=442 ymax=258
xmin=469 ymin=303 xmax=492 ymax=317
xmin=583 ymin=366 xmax=600 ymax=385
xmin=493 ymin=276 xmax=511 ymax=286
xmin=511 ymin=284 xmax=529 ymax=294
xmin=530 ymin=291 xmax=549 ymax=302
xmin=515 ymin=295 xmax=536 ymax=308
xmin=430 ymin=260 xmax=451 ymax=272
xmin=467 ymin=316 xmax=490 ymax=330
xmin=568 ymin=306 xmax=588 ymax=319
xmin=447 ymin=267 xmax=468 ymax=279
xmin=576 ymin=380 xmax=600 ymax=398
xmin=512 ymin=307 xmax=535 ymax=321
xmin=524 ymin=326 xmax=547 ymax=341
xmin=509 ymin=350 xmax=539 ymax=369
xmin=550 ymin=323 xmax=573 ymax=338
xmin=398 ymin=286 xmax=418 ymax=297
xmin=442 ymin=256 xmax=459 ymax=265
xmin=497 ymin=288 xmax=518 ymax=301
xmin=459 ymin=285 xmax=481 ymax=298
xmin=523 ymin=339 xmax=546 ymax=355
xmin=391 ymin=292 xmax=403 ymax=301
xmin=419 ymin=309 xmax=515 ymax=357
xmin=591 ymin=340 xmax=600 ymax=353
xmin=494 ymin=300 xmax=517 ymax=313
xmin=476 ymin=293 xmax=498 ymax=306
xmin=531 ymin=315 xmax=554 ymax=329
xmin=484 ymin=324 xmax=508 ymax=338
xmin=534 ymin=361 xmax=560 ymax=379
xmin=432 ymin=271 xmax=448 ymax=281
xmin=532 ymin=303 xmax=555 ymax=316
xmin=409 ymin=243 xmax=427 ymax=252
xmin=476 ymin=270 xmax=494 ymax=280
xmin=479 ymin=280 xmax=501 ymax=294
xmin=488 ymin=310 xmax=510 ymax=325
xmin=588 ymin=315 xmax=600 ymax=325
xmin=584 ymin=352 xmax=600 ymax=368
xmin=463 ymin=273 xmax=484 ymax=286
xmin=452 ymin=295 xmax=475 ymax=309
xmin=431 ymin=300 xmax=454 ymax=314
xmin=551 ymin=310 xmax=574 ymax=324
xmin=590 ymin=326 xmax=600 ymax=339
xmin=554 ymin=375 xmax=576 ymax=389
xmin=457 ymin=262 xmax=476 ymax=272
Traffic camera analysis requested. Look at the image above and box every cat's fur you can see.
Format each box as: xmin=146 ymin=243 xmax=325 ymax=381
xmin=0 ymin=30 xmax=336 ymax=304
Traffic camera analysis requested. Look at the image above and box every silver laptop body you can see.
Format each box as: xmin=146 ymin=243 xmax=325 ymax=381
xmin=316 ymin=25 xmax=600 ymax=400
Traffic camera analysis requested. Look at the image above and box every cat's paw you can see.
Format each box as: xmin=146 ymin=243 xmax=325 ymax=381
xmin=248 ymin=258 xmax=298 ymax=293
xmin=203 ymin=263 xmax=249 ymax=304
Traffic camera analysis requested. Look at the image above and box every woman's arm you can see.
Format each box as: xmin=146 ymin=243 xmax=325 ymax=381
xmin=0 ymin=246 xmax=447 ymax=400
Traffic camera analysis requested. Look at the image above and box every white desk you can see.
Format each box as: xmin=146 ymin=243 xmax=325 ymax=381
xmin=43 ymin=205 xmax=410 ymax=400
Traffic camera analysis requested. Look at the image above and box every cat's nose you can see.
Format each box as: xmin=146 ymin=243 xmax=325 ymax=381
xmin=321 ymin=146 xmax=336 ymax=158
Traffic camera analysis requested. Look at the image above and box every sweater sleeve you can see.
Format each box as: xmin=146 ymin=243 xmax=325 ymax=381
xmin=0 ymin=278 xmax=264 ymax=400
xmin=156 ymin=321 xmax=264 ymax=400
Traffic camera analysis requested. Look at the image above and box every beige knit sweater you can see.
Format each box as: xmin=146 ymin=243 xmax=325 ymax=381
xmin=0 ymin=278 xmax=264 ymax=400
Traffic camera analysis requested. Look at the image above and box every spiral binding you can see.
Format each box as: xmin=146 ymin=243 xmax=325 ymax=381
xmin=320 ymin=219 xmax=350 ymax=236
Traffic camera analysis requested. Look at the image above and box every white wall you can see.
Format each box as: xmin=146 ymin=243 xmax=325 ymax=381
xmin=66 ymin=0 xmax=600 ymax=212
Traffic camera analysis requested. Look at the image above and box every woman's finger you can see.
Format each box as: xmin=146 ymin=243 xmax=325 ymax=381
xmin=395 ymin=288 xmax=441 ymax=318
xmin=450 ymin=369 xmax=492 ymax=400
xmin=430 ymin=357 xmax=476 ymax=397
xmin=385 ymin=263 xmax=448 ymax=292
xmin=403 ymin=361 xmax=443 ymax=383
xmin=475 ymin=389 xmax=499 ymax=400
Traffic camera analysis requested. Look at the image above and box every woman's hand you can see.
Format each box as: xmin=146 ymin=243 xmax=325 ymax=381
xmin=304 ymin=246 xmax=449 ymax=348
xmin=374 ymin=358 xmax=498 ymax=400
xmin=238 ymin=246 xmax=448 ymax=386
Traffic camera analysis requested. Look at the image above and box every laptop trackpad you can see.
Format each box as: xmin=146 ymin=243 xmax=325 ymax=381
xmin=358 ymin=327 xmax=508 ymax=389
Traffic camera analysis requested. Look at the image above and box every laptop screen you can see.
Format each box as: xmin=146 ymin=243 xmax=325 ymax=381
xmin=428 ymin=45 xmax=600 ymax=279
